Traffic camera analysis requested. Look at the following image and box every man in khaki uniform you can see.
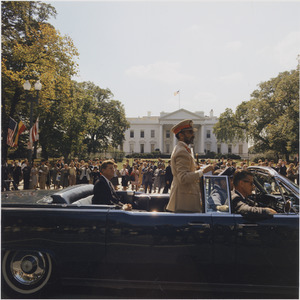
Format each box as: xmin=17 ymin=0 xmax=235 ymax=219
xmin=166 ymin=119 xmax=213 ymax=213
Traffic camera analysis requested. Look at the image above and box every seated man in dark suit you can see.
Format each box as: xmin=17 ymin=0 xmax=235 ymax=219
xmin=231 ymin=170 xmax=277 ymax=216
xmin=92 ymin=160 xmax=131 ymax=210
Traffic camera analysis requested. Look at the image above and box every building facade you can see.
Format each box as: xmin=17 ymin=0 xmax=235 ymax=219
xmin=122 ymin=109 xmax=248 ymax=158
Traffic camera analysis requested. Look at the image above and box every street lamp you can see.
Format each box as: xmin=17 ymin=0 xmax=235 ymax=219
xmin=23 ymin=79 xmax=42 ymax=166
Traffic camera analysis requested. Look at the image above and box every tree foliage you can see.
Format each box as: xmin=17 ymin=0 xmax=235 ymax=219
xmin=213 ymin=69 xmax=299 ymax=160
xmin=2 ymin=1 xmax=129 ymax=161
xmin=1 ymin=1 xmax=78 ymax=160
xmin=80 ymin=82 xmax=130 ymax=156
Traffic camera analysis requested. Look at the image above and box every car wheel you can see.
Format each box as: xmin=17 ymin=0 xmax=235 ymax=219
xmin=2 ymin=250 xmax=52 ymax=296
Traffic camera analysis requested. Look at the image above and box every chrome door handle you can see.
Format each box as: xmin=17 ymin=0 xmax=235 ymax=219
xmin=237 ymin=224 xmax=258 ymax=229
xmin=188 ymin=222 xmax=210 ymax=228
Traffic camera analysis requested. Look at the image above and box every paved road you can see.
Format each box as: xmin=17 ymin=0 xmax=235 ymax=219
xmin=2 ymin=284 xmax=289 ymax=299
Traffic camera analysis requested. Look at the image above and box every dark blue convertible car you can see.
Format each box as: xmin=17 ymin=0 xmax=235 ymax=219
xmin=1 ymin=167 xmax=299 ymax=298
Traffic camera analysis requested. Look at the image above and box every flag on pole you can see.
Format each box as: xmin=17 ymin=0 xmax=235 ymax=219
xmin=29 ymin=117 xmax=39 ymax=148
xmin=13 ymin=120 xmax=26 ymax=147
xmin=174 ymin=90 xmax=180 ymax=96
xmin=7 ymin=117 xmax=18 ymax=147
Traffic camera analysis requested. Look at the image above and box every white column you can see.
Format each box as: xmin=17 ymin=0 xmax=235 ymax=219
xmin=173 ymin=131 xmax=177 ymax=149
xmin=159 ymin=125 xmax=163 ymax=153
xmin=199 ymin=125 xmax=205 ymax=154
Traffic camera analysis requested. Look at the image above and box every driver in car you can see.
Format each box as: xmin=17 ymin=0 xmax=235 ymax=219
xmin=231 ymin=170 xmax=277 ymax=216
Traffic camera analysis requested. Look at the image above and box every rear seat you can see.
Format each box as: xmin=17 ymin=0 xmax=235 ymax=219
xmin=51 ymin=184 xmax=94 ymax=204
xmin=72 ymin=195 xmax=93 ymax=206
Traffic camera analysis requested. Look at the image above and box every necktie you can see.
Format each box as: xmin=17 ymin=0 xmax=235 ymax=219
xmin=109 ymin=181 xmax=118 ymax=198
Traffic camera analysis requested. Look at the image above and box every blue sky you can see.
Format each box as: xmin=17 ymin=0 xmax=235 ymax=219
xmin=47 ymin=1 xmax=300 ymax=118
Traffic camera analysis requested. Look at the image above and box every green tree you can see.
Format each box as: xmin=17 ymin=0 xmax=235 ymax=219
xmin=213 ymin=69 xmax=299 ymax=160
xmin=80 ymin=82 xmax=130 ymax=156
xmin=1 ymin=1 xmax=78 ymax=161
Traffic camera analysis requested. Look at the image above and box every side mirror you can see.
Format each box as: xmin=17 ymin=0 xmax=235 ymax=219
xmin=264 ymin=182 xmax=272 ymax=193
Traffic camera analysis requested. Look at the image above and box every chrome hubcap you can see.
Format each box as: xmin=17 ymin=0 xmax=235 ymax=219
xmin=10 ymin=252 xmax=46 ymax=285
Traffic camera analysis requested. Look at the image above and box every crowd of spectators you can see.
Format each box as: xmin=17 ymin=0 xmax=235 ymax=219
xmin=2 ymin=156 xmax=299 ymax=192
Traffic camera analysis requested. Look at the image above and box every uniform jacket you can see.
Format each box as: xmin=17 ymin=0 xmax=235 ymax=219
xmin=166 ymin=141 xmax=201 ymax=213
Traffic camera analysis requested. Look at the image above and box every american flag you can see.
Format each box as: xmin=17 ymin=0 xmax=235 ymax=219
xmin=7 ymin=117 xmax=17 ymax=147
xmin=174 ymin=90 xmax=180 ymax=96
xmin=29 ymin=117 xmax=39 ymax=147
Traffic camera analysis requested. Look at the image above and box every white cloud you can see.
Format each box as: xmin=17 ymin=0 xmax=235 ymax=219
xmin=219 ymin=72 xmax=244 ymax=84
xmin=193 ymin=91 xmax=218 ymax=104
xmin=225 ymin=41 xmax=242 ymax=51
xmin=274 ymin=31 xmax=300 ymax=68
xmin=259 ymin=31 xmax=300 ymax=69
xmin=125 ymin=61 xmax=195 ymax=84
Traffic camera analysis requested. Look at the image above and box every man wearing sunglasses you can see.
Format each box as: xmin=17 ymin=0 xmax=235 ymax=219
xmin=166 ymin=119 xmax=213 ymax=213
xmin=232 ymin=170 xmax=277 ymax=216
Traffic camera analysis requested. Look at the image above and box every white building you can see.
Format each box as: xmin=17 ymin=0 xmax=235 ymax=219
xmin=122 ymin=109 xmax=248 ymax=158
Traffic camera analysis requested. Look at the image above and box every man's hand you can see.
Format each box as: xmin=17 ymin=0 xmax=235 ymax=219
xmin=266 ymin=208 xmax=277 ymax=214
xmin=216 ymin=205 xmax=229 ymax=212
xmin=202 ymin=165 xmax=214 ymax=174
xmin=122 ymin=204 xmax=132 ymax=211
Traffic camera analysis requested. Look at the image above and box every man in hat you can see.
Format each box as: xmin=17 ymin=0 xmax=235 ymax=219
xmin=166 ymin=119 xmax=213 ymax=213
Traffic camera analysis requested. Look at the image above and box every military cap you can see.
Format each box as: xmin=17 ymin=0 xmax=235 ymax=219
xmin=171 ymin=119 xmax=197 ymax=135
xmin=219 ymin=167 xmax=236 ymax=178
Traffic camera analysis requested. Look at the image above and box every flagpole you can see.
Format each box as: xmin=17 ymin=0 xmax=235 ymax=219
xmin=178 ymin=90 xmax=180 ymax=109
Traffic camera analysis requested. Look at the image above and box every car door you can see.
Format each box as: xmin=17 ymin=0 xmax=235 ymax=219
xmin=234 ymin=213 xmax=299 ymax=290
xmin=105 ymin=210 xmax=214 ymax=285
xmin=203 ymin=175 xmax=237 ymax=285
xmin=2 ymin=205 xmax=109 ymax=279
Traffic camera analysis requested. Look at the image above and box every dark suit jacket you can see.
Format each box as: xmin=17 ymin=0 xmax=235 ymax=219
xmin=92 ymin=175 xmax=120 ymax=206
xmin=231 ymin=190 xmax=272 ymax=216
xmin=165 ymin=165 xmax=173 ymax=184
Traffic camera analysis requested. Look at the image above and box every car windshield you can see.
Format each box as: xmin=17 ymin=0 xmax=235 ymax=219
xmin=203 ymin=175 xmax=231 ymax=213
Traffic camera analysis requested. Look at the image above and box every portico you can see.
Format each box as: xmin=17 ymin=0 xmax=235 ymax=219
xmin=123 ymin=108 xmax=248 ymax=158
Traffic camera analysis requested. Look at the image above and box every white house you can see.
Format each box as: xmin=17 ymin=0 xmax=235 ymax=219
xmin=122 ymin=109 xmax=248 ymax=158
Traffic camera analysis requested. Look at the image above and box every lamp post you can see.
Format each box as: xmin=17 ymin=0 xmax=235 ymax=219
xmin=23 ymin=80 xmax=42 ymax=166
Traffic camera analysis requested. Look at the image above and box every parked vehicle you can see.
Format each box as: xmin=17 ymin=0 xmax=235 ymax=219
xmin=2 ymin=167 xmax=298 ymax=298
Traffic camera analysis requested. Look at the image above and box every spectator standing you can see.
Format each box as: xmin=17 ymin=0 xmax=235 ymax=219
xmin=80 ymin=163 xmax=91 ymax=184
xmin=30 ymin=162 xmax=39 ymax=189
xmin=130 ymin=165 xmax=140 ymax=191
xmin=287 ymin=163 xmax=296 ymax=183
xmin=158 ymin=164 xmax=166 ymax=193
xmin=153 ymin=167 xmax=160 ymax=193
xmin=22 ymin=159 xmax=31 ymax=190
xmin=111 ymin=163 xmax=120 ymax=190
xmin=12 ymin=160 xmax=22 ymax=188
xmin=163 ymin=160 xmax=173 ymax=194
xmin=75 ymin=162 xmax=81 ymax=184
xmin=2 ymin=161 xmax=10 ymax=191
xmin=278 ymin=160 xmax=287 ymax=177
xmin=46 ymin=161 xmax=52 ymax=189
xmin=61 ymin=164 xmax=70 ymax=188
xmin=92 ymin=166 xmax=101 ymax=184
xmin=39 ymin=159 xmax=49 ymax=189
xmin=69 ymin=162 xmax=76 ymax=186
xmin=143 ymin=164 xmax=154 ymax=193
xmin=120 ymin=164 xmax=129 ymax=191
